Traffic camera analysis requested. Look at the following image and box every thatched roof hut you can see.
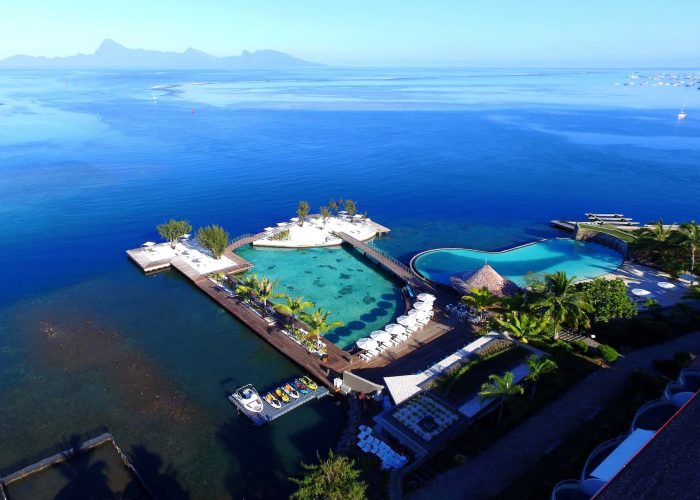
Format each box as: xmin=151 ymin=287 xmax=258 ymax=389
xmin=449 ymin=264 xmax=520 ymax=297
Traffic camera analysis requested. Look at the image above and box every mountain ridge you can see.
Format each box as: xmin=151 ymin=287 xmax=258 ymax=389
xmin=0 ymin=39 xmax=324 ymax=68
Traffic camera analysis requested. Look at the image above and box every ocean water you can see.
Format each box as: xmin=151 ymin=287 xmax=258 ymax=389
xmin=1 ymin=68 xmax=698 ymax=498
xmin=413 ymin=238 xmax=624 ymax=286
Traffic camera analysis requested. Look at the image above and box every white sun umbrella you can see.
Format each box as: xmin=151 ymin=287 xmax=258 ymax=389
xmin=356 ymin=337 xmax=379 ymax=351
xmin=415 ymin=309 xmax=431 ymax=320
xmin=416 ymin=293 xmax=436 ymax=302
xmin=180 ymin=233 xmax=191 ymax=239
xmin=397 ymin=315 xmax=417 ymax=327
xmin=264 ymin=227 xmax=276 ymax=232
xmin=276 ymin=222 xmax=288 ymax=227
xmin=631 ymin=288 xmax=651 ymax=297
xmin=142 ymin=241 xmax=156 ymax=247
xmin=414 ymin=301 xmax=433 ymax=311
xmin=407 ymin=308 xmax=419 ymax=316
xmin=385 ymin=324 xmax=407 ymax=335
xmin=370 ymin=330 xmax=392 ymax=342
xmin=657 ymin=282 xmax=676 ymax=289
xmin=290 ymin=217 xmax=299 ymax=222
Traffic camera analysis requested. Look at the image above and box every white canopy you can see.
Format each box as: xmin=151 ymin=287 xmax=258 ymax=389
xmin=414 ymin=301 xmax=433 ymax=311
xmin=416 ymin=293 xmax=436 ymax=302
xmin=657 ymin=282 xmax=676 ymax=289
xmin=181 ymin=233 xmax=191 ymax=239
xmin=290 ymin=217 xmax=299 ymax=222
xmin=356 ymin=337 xmax=379 ymax=351
xmin=142 ymin=241 xmax=156 ymax=247
xmin=264 ymin=227 xmax=276 ymax=232
xmin=276 ymin=222 xmax=288 ymax=227
xmin=338 ymin=210 xmax=348 ymax=214
xmin=397 ymin=315 xmax=417 ymax=326
xmin=385 ymin=324 xmax=407 ymax=335
xmin=369 ymin=330 xmax=391 ymax=342
xmin=407 ymin=309 xmax=419 ymax=316
xmin=590 ymin=429 xmax=654 ymax=481
xmin=631 ymin=288 xmax=651 ymax=297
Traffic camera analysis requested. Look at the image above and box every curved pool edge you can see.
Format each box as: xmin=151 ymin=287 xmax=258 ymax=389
xmin=409 ymin=237 xmax=626 ymax=285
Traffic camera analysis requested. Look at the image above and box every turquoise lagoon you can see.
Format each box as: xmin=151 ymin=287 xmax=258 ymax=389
xmin=236 ymin=245 xmax=404 ymax=349
xmin=412 ymin=239 xmax=623 ymax=287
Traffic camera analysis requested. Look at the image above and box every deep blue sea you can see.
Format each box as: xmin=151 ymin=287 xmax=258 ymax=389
xmin=0 ymin=68 xmax=698 ymax=498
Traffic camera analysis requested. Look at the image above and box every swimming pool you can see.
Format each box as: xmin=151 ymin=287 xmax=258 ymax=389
xmin=412 ymin=238 xmax=623 ymax=287
xmin=236 ymin=245 xmax=404 ymax=349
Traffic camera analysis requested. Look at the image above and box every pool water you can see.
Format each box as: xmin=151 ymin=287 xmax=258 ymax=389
xmin=412 ymin=238 xmax=623 ymax=287
xmin=236 ymin=245 xmax=404 ymax=349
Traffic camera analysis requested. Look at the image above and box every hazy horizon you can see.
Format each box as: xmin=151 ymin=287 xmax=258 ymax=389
xmin=2 ymin=0 xmax=699 ymax=67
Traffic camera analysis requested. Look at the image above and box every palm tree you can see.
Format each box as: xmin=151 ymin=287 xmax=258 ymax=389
xmin=320 ymin=206 xmax=331 ymax=226
xmin=495 ymin=311 xmax=550 ymax=342
xmin=300 ymin=308 xmax=344 ymax=352
xmin=235 ymin=274 xmax=260 ymax=304
xmin=297 ymin=201 xmax=310 ymax=226
xmin=478 ymin=371 xmax=524 ymax=425
xmin=638 ymin=219 xmax=673 ymax=243
xmin=535 ymin=272 xmax=592 ymax=339
xmin=501 ymin=291 xmax=528 ymax=312
xmin=461 ymin=287 xmax=501 ymax=323
xmin=256 ymin=276 xmax=284 ymax=312
xmin=677 ymin=221 xmax=700 ymax=273
xmin=525 ymin=355 xmax=557 ymax=402
xmin=274 ymin=295 xmax=315 ymax=329
xmin=328 ymin=199 xmax=339 ymax=216
xmin=683 ymin=286 xmax=700 ymax=300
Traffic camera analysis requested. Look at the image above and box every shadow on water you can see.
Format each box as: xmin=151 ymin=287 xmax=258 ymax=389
xmin=125 ymin=445 xmax=190 ymax=500
xmin=217 ymin=417 xmax=290 ymax=500
xmin=53 ymin=435 xmax=113 ymax=500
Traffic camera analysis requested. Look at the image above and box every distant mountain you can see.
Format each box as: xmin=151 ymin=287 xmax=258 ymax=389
xmin=0 ymin=39 xmax=324 ymax=68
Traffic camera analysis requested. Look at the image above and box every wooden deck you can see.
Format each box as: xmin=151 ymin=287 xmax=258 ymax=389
xmin=188 ymin=274 xmax=352 ymax=389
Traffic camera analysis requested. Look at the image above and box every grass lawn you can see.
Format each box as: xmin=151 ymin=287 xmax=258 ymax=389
xmin=579 ymin=223 xmax=638 ymax=243
xmin=493 ymin=369 xmax=669 ymax=500
xmin=430 ymin=345 xmax=530 ymax=404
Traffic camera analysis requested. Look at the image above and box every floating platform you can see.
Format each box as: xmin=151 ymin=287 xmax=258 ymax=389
xmin=229 ymin=384 xmax=330 ymax=426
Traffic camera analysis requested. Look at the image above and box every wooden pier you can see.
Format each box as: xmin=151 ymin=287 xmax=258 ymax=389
xmin=335 ymin=232 xmax=415 ymax=284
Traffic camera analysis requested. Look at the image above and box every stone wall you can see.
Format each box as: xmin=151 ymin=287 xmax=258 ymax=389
xmin=574 ymin=224 xmax=629 ymax=258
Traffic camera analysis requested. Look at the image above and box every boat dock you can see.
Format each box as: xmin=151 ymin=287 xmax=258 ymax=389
xmin=229 ymin=385 xmax=330 ymax=426
xmin=551 ymin=213 xmax=642 ymax=232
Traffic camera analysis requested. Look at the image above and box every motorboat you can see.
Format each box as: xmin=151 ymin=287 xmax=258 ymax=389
xmin=294 ymin=379 xmax=310 ymax=394
xmin=299 ymin=376 xmax=318 ymax=390
xmin=264 ymin=392 xmax=282 ymax=409
xmin=232 ymin=384 xmax=264 ymax=413
xmin=276 ymin=388 xmax=290 ymax=404
xmin=283 ymin=383 xmax=300 ymax=399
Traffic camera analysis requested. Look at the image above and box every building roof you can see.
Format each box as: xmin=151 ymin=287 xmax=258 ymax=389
xmin=449 ymin=264 xmax=520 ymax=297
xmin=595 ymin=390 xmax=700 ymax=499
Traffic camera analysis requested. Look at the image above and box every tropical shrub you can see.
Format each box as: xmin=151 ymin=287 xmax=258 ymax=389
xmin=576 ymin=278 xmax=637 ymax=324
xmin=197 ymin=224 xmax=229 ymax=258
xmin=297 ymin=200 xmax=310 ymax=225
xmin=344 ymin=199 xmax=357 ymax=217
xmin=270 ymin=229 xmax=290 ymax=241
xmin=290 ymin=450 xmax=367 ymax=500
xmin=598 ymin=344 xmax=620 ymax=363
xmin=156 ymin=219 xmax=192 ymax=248
xmin=572 ymin=339 xmax=589 ymax=354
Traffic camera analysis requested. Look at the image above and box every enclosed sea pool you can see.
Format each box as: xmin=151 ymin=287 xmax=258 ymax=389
xmin=236 ymin=245 xmax=404 ymax=349
xmin=412 ymin=238 xmax=623 ymax=287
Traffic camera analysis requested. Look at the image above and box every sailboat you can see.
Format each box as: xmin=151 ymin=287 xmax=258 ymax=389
xmin=678 ymin=100 xmax=687 ymax=120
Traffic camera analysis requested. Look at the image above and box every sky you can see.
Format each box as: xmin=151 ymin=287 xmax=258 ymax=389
xmin=1 ymin=0 xmax=699 ymax=66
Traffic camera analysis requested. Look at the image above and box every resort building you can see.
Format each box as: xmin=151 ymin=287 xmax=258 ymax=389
xmin=551 ymin=360 xmax=700 ymax=499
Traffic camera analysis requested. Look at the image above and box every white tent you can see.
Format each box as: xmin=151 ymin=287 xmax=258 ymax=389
xmin=657 ymin=282 xmax=676 ymax=289
xmin=631 ymin=288 xmax=651 ymax=297
xmin=385 ymin=324 xmax=407 ymax=335
xmin=414 ymin=301 xmax=433 ymax=311
xmin=370 ymin=330 xmax=391 ymax=342
xmin=142 ymin=241 xmax=156 ymax=247
xmin=356 ymin=338 xmax=379 ymax=351
xmin=416 ymin=293 xmax=436 ymax=302
xmin=397 ymin=315 xmax=417 ymax=327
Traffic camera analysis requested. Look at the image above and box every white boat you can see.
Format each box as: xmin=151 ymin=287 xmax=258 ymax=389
xmin=232 ymin=384 xmax=264 ymax=413
xmin=678 ymin=111 xmax=687 ymax=120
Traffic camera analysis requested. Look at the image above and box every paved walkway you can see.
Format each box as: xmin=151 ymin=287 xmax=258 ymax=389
xmin=408 ymin=331 xmax=700 ymax=500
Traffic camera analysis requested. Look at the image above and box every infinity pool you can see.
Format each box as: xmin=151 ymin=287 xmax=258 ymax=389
xmin=236 ymin=245 xmax=404 ymax=349
xmin=412 ymin=238 xmax=623 ymax=287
